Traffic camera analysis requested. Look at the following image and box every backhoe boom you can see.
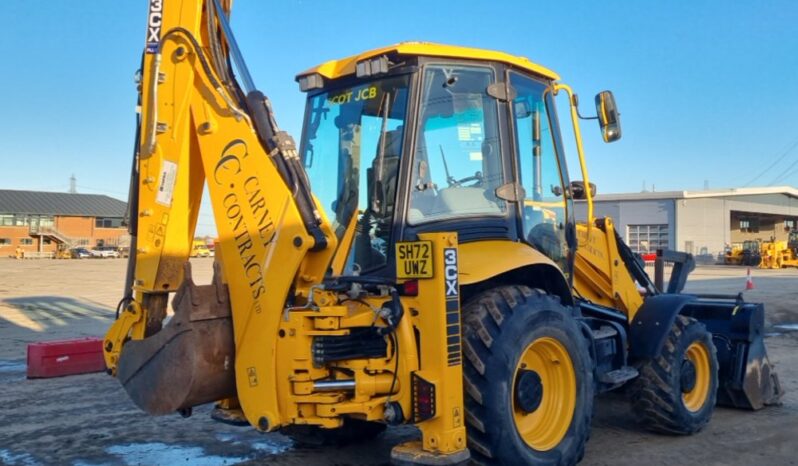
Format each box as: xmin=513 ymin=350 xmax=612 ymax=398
xmin=105 ymin=0 xmax=336 ymax=430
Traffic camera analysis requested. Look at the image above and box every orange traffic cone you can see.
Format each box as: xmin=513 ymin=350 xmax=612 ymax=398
xmin=745 ymin=267 xmax=755 ymax=290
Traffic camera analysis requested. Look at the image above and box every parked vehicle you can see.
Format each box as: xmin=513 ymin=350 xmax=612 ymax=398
xmin=90 ymin=247 xmax=120 ymax=258
xmin=190 ymin=240 xmax=211 ymax=258
xmin=57 ymin=248 xmax=74 ymax=259
xmin=71 ymin=247 xmax=92 ymax=259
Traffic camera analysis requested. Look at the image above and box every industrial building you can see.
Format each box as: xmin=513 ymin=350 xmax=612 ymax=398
xmin=0 ymin=189 xmax=129 ymax=257
xmin=576 ymin=186 xmax=798 ymax=260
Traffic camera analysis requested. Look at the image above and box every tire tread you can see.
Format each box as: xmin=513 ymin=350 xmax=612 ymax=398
xmin=630 ymin=315 xmax=718 ymax=435
xmin=461 ymin=285 xmax=592 ymax=465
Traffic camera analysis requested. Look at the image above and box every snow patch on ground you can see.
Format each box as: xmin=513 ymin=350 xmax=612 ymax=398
xmin=106 ymin=442 xmax=245 ymax=466
xmin=0 ymin=449 xmax=40 ymax=466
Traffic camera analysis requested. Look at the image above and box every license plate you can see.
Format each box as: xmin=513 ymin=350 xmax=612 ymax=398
xmin=396 ymin=241 xmax=433 ymax=279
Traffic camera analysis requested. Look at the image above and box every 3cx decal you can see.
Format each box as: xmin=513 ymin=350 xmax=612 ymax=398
xmin=444 ymin=248 xmax=458 ymax=298
xmin=145 ymin=0 xmax=163 ymax=54
xmin=444 ymin=247 xmax=461 ymax=367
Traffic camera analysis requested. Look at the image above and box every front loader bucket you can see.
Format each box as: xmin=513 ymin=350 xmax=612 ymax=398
xmin=682 ymin=298 xmax=784 ymax=409
xmin=117 ymin=264 xmax=236 ymax=415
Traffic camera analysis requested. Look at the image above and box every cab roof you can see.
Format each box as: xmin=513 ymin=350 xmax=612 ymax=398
xmin=296 ymin=42 xmax=560 ymax=82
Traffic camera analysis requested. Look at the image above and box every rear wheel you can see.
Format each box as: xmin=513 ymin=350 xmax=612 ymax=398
xmin=462 ymin=286 xmax=593 ymax=465
xmin=630 ymin=315 xmax=718 ymax=434
xmin=281 ymin=417 xmax=386 ymax=447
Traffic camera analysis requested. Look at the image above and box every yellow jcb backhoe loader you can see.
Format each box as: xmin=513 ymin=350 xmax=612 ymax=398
xmin=104 ymin=1 xmax=782 ymax=464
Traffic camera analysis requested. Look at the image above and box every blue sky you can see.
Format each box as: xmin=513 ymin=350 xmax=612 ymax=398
xmin=1 ymin=1 xmax=796 ymax=234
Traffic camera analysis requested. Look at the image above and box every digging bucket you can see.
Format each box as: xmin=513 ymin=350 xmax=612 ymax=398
xmin=117 ymin=265 xmax=236 ymax=415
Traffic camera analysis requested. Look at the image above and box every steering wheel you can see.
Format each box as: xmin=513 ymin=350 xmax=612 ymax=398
xmin=448 ymin=171 xmax=483 ymax=187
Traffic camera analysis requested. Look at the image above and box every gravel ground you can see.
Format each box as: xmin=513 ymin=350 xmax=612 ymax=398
xmin=0 ymin=258 xmax=796 ymax=465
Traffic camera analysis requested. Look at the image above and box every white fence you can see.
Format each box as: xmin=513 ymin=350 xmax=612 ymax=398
xmin=22 ymin=251 xmax=56 ymax=259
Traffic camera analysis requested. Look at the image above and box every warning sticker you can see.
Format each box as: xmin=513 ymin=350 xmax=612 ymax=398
xmin=457 ymin=123 xmax=483 ymax=142
xmin=247 ymin=367 xmax=258 ymax=387
xmin=453 ymin=407 xmax=462 ymax=427
xmin=155 ymin=160 xmax=177 ymax=207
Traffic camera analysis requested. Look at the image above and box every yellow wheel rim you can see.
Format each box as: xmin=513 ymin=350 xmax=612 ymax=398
xmin=682 ymin=341 xmax=711 ymax=412
xmin=512 ymin=337 xmax=576 ymax=451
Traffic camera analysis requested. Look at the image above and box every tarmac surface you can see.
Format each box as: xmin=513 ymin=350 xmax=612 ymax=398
xmin=0 ymin=258 xmax=796 ymax=465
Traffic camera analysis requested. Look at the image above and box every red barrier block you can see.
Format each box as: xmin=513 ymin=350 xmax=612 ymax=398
xmin=641 ymin=253 xmax=657 ymax=263
xmin=27 ymin=337 xmax=106 ymax=378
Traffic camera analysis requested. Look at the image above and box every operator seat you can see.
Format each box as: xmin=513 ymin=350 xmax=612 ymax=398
xmin=354 ymin=127 xmax=403 ymax=270
xmin=371 ymin=127 xmax=403 ymax=218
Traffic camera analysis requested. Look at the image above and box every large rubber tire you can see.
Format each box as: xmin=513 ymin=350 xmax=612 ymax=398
xmin=461 ymin=286 xmax=594 ymax=465
xmin=630 ymin=315 xmax=719 ymax=434
xmin=280 ymin=417 xmax=386 ymax=447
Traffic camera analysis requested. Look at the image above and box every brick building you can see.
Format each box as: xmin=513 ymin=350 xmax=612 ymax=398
xmin=0 ymin=189 xmax=129 ymax=257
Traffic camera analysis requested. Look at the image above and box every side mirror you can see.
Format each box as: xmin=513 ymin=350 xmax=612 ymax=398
xmin=595 ymin=91 xmax=621 ymax=143
xmin=570 ymin=181 xmax=597 ymax=200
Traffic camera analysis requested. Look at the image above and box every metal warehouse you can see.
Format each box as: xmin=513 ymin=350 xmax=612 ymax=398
xmin=576 ymin=186 xmax=798 ymax=259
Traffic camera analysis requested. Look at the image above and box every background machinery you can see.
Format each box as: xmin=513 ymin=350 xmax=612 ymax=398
xmin=759 ymin=233 xmax=798 ymax=269
xmin=760 ymin=239 xmax=788 ymax=269
xmin=103 ymin=2 xmax=782 ymax=465
xmin=787 ymin=230 xmax=798 ymax=267
xmin=724 ymin=239 xmax=762 ymax=266
xmin=190 ymin=239 xmax=212 ymax=257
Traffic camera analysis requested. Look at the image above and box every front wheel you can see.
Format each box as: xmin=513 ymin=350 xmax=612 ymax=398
xmin=630 ymin=315 xmax=718 ymax=434
xmin=462 ymin=286 xmax=593 ymax=465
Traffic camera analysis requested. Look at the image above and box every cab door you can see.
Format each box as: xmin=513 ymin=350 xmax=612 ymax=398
xmin=508 ymin=72 xmax=571 ymax=271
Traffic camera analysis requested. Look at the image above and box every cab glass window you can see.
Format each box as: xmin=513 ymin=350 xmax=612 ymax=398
xmin=510 ymin=72 xmax=567 ymax=268
xmin=408 ymin=65 xmax=505 ymax=224
xmin=302 ymin=75 xmax=411 ymax=274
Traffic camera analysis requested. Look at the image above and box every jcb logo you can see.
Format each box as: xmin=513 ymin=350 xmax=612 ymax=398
xmin=145 ymin=0 xmax=163 ymax=54
xmin=444 ymin=248 xmax=458 ymax=298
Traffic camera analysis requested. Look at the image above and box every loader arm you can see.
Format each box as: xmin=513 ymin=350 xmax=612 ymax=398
xmin=572 ymin=215 xmax=782 ymax=409
xmin=104 ymin=0 xmax=336 ymax=430
xmin=555 ymin=81 xmax=782 ymax=410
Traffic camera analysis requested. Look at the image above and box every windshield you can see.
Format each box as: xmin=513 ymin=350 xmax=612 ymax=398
xmin=301 ymin=75 xmax=410 ymax=275
xmin=408 ymin=65 xmax=505 ymax=224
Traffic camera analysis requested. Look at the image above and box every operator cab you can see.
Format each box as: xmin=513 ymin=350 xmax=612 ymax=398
xmin=297 ymin=44 xmax=578 ymax=278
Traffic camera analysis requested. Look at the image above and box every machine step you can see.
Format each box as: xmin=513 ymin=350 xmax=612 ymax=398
xmin=598 ymin=366 xmax=639 ymax=385
xmin=591 ymin=326 xmax=619 ymax=340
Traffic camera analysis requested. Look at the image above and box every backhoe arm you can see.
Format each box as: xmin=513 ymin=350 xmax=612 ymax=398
xmin=104 ymin=0 xmax=336 ymax=430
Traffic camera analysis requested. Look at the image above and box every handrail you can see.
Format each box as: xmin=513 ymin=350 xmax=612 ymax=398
xmin=28 ymin=225 xmax=76 ymax=246
xmin=553 ymin=83 xmax=593 ymax=228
